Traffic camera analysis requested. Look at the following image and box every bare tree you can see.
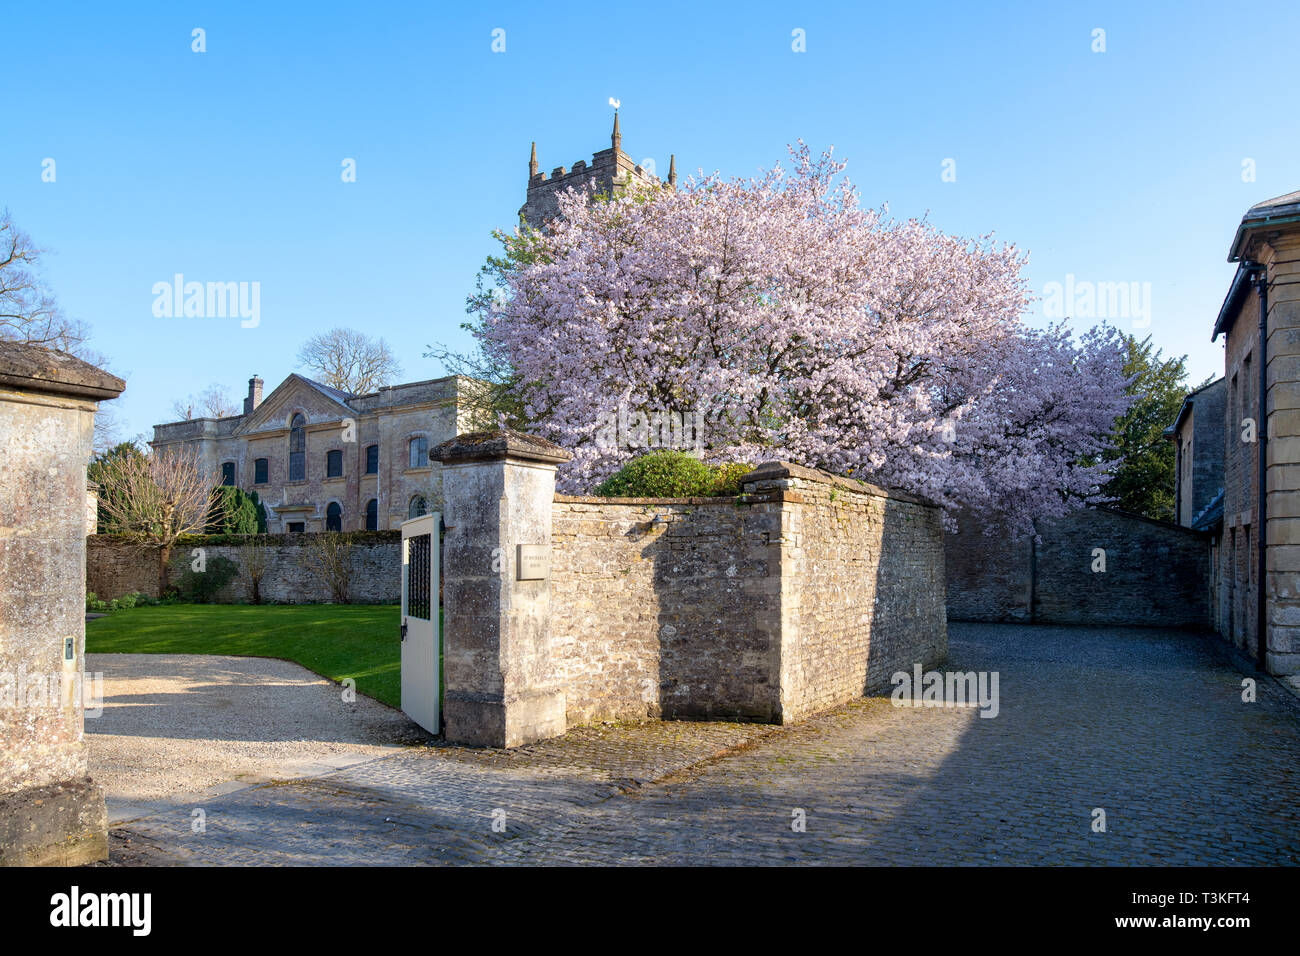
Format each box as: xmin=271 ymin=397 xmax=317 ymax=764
xmin=297 ymin=327 xmax=401 ymax=395
xmin=91 ymin=402 xmax=125 ymax=457
xmin=303 ymin=532 xmax=354 ymax=604
xmin=0 ymin=210 xmax=91 ymax=353
xmin=238 ymin=534 xmax=272 ymax=604
xmin=1 ymin=210 xmax=122 ymax=453
xmin=94 ymin=446 xmax=214 ymax=594
xmin=171 ymin=383 xmax=239 ymax=420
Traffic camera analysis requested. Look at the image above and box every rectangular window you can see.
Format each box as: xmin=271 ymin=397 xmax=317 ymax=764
xmin=254 ymin=458 xmax=268 ymax=485
xmin=287 ymin=521 xmax=305 ymax=533
xmin=289 ymin=452 xmax=305 ymax=482
xmin=221 ymin=462 xmax=235 ymax=486
xmin=409 ymin=436 xmax=429 ymax=469
xmin=365 ymin=444 xmax=379 ymax=474
xmin=326 ymin=449 xmax=343 ymax=478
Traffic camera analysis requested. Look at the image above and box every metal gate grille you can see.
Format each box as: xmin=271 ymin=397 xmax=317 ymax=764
xmin=407 ymin=532 xmax=431 ymax=620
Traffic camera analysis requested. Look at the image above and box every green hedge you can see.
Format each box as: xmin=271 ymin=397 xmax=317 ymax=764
xmin=593 ymin=451 xmax=753 ymax=498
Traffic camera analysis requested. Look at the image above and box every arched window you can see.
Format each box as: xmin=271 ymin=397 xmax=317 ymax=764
xmin=365 ymin=498 xmax=378 ymax=531
xmin=365 ymin=444 xmax=379 ymax=474
xmin=326 ymin=501 xmax=342 ymax=532
xmin=408 ymin=436 xmax=429 ymax=469
xmin=254 ymin=458 xmax=268 ymax=484
xmin=408 ymin=495 xmax=428 ymax=519
xmin=326 ymin=449 xmax=343 ymax=478
xmin=288 ymin=414 xmax=306 ymax=481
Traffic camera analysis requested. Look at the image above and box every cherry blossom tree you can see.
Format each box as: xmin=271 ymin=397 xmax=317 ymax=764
xmin=476 ymin=144 xmax=1131 ymax=532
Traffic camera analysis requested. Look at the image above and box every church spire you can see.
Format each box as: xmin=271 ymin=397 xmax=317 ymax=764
xmin=667 ymin=154 xmax=676 ymax=187
xmin=529 ymin=141 xmax=538 ymax=177
xmin=611 ymin=111 xmax=621 ymax=153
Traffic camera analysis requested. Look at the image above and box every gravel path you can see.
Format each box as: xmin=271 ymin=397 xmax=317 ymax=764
xmin=86 ymin=654 xmax=429 ymax=819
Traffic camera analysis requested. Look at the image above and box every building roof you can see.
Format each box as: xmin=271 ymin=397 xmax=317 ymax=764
xmin=1227 ymin=189 xmax=1300 ymax=262
xmin=1190 ymin=488 xmax=1224 ymax=532
xmin=1211 ymin=262 xmax=1254 ymax=341
xmin=296 ymin=374 xmax=356 ymax=408
xmin=1214 ymin=189 xmax=1300 ymax=340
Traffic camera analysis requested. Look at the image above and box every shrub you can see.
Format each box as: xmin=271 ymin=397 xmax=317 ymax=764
xmin=175 ymin=555 xmax=241 ymax=603
xmin=86 ymin=591 xmax=108 ymax=613
xmin=206 ymin=486 xmax=268 ymax=535
xmin=112 ymin=592 xmax=156 ymax=610
xmin=710 ymin=462 xmax=753 ymax=497
xmin=594 ymin=452 xmax=755 ymax=499
xmin=594 ymin=451 xmax=716 ymax=498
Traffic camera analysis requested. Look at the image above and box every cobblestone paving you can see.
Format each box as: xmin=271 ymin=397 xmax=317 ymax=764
xmin=107 ymin=625 xmax=1300 ymax=865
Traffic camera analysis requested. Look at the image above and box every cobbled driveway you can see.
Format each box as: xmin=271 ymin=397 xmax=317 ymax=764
xmin=106 ymin=624 xmax=1300 ymax=865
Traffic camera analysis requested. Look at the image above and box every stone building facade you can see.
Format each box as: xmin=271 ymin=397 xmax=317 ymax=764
xmin=0 ymin=341 xmax=123 ymax=865
xmin=152 ymin=373 xmax=475 ymax=532
xmin=1166 ymin=377 xmax=1226 ymax=529
xmin=519 ymin=113 xmax=675 ymax=229
xmin=1203 ymin=190 xmax=1300 ymax=673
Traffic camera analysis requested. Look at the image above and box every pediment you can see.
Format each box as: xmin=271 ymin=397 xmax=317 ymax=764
xmin=234 ymin=374 xmax=356 ymax=436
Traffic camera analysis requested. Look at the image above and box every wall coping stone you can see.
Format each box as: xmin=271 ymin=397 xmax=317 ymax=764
xmin=90 ymin=530 xmax=401 ymax=547
xmin=0 ymin=340 xmax=125 ymax=401
xmin=433 ymin=428 xmax=572 ymax=465
xmin=741 ymin=460 xmax=936 ymax=508
xmin=555 ymin=493 xmax=771 ymax=506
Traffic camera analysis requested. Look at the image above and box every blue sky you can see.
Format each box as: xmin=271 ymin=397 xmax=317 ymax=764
xmin=4 ymin=1 xmax=1297 ymax=441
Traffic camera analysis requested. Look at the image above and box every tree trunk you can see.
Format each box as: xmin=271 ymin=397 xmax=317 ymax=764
xmin=159 ymin=543 xmax=172 ymax=596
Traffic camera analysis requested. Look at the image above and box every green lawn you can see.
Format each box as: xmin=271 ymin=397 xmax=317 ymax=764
xmin=86 ymin=604 xmax=404 ymax=708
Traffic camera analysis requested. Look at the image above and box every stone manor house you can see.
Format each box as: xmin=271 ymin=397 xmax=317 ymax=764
xmin=152 ymin=373 xmax=475 ymax=532
xmin=1169 ymin=189 xmax=1300 ymax=675
xmin=152 ymin=116 xmax=671 ymax=533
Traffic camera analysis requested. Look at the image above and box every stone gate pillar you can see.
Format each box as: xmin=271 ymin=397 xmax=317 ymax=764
xmin=0 ymin=341 xmax=124 ymax=865
xmin=432 ymin=429 xmax=571 ymax=748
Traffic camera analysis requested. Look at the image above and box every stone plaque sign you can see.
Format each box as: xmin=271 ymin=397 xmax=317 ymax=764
xmin=517 ymin=544 xmax=550 ymax=581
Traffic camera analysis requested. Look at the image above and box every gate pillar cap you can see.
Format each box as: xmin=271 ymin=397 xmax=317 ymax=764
xmin=433 ymin=428 xmax=572 ymax=466
xmin=0 ymin=340 xmax=125 ymax=401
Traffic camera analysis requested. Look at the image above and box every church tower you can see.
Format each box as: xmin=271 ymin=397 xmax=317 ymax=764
xmin=519 ymin=114 xmax=675 ymax=229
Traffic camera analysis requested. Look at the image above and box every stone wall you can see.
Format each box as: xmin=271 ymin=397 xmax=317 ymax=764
xmin=551 ymin=496 xmax=783 ymax=724
xmin=86 ymin=532 xmax=401 ymax=604
xmin=547 ymin=462 xmax=947 ymax=729
xmin=0 ymin=340 xmax=123 ymax=865
xmin=761 ymin=464 xmax=947 ymax=720
xmin=945 ymin=507 xmax=1211 ymax=628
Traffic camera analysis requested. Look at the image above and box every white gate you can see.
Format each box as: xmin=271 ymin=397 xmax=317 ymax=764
xmin=400 ymin=513 xmax=440 ymax=734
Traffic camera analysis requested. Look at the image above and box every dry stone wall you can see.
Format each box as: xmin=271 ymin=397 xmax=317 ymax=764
xmin=945 ymin=508 xmax=1211 ymax=627
xmin=86 ymin=532 xmax=401 ymax=604
xmin=755 ymin=464 xmax=948 ymax=721
xmin=551 ymin=496 xmax=784 ymax=724
xmin=550 ymin=462 xmax=948 ymax=728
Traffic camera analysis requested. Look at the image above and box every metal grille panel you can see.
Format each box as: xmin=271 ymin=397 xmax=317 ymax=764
xmin=407 ymin=533 xmax=431 ymax=620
